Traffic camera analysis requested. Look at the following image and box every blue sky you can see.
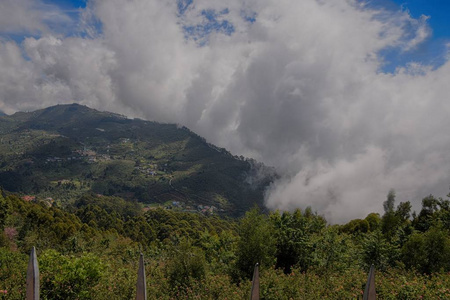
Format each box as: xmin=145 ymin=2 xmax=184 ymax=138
xmin=387 ymin=0 xmax=450 ymax=71
xmin=45 ymin=0 xmax=86 ymax=9
xmin=40 ymin=0 xmax=449 ymax=72
xmin=391 ymin=0 xmax=450 ymax=39
xmin=46 ymin=0 xmax=450 ymax=39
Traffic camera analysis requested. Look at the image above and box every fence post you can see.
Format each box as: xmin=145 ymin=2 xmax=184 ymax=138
xmin=136 ymin=253 xmax=147 ymax=300
xmin=249 ymin=263 xmax=259 ymax=300
xmin=26 ymin=246 xmax=39 ymax=300
xmin=363 ymin=264 xmax=376 ymax=300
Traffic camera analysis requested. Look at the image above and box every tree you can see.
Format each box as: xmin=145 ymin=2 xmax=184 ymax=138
xmin=382 ymin=189 xmax=399 ymax=240
xmin=0 ymin=193 xmax=10 ymax=247
xmin=341 ymin=219 xmax=370 ymax=234
xmin=396 ymin=201 xmax=412 ymax=222
xmin=271 ymin=208 xmax=326 ymax=273
xmin=362 ymin=229 xmax=399 ymax=271
xmin=414 ymin=195 xmax=440 ymax=232
xmin=312 ymin=226 xmax=355 ymax=273
xmin=402 ymin=226 xmax=450 ymax=273
xmin=167 ymin=239 xmax=206 ymax=289
xmin=0 ymin=192 xmax=10 ymax=230
xmin=234 ymin=207 xmax=276 ymax=280
xmin=365 ymin=213 xmax=381 ymax=232
xmin=383 ymin=189 xmax=396 ymax=213
xmin=40 ymin=249 xmax=106 ymax=300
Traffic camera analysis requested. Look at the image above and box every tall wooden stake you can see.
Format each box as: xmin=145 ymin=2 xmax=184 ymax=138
xmin=26 ymin=246 xmax=39 ymax=300
xmin=136 ymin=253 xmax=147 ymax=300
xmin=250 ymin=263 xmax=260 ymax=300
xmin=363 ymin=264 xmax=376 ymax=300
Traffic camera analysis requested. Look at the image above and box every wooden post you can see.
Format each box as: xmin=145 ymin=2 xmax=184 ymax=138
xmin=136 ymin=253 xmax=147 ymax=300
xmin=363 ymin=264 xmax=376 ymax=300
xmin=250 ymin=263 xmax=259 ymax=300
xmin=26 ymin=246 xmax=39 ymax=300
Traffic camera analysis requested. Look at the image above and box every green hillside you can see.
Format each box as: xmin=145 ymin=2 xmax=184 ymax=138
xmin=0 ymin=104 xmax=276 ymax=216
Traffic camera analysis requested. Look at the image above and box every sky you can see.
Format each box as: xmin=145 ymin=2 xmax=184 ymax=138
xmin=1 ymin=0 xmax=450 ymax=223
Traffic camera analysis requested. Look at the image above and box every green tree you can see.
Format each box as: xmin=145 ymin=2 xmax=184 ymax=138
xmin=365 ymin=213 xmax=381 ymax=231
xmin=341 ymin=219 xmax=370 ymax=234
xmin=413 ymin=195 xmax=439 ymax=232
xmin=396 ymin=201 xmax=412 ymax=222
xmin=166 ymin=239 xmax=206 ymax=289
xmin=0 ymin=192 xmax=10 ymax=230
xmin=401 ymin=232 xmax=427 ymax=272
xmin=312 ymin=226 xmax=355 ymax=272
xmin=271 ymin=208 xmax=325 ymax=273
xmin=402 ymin=226 xmax=450 ymax=273
xmin=234 ymin=207 xmax=276 ymax=279
xmin=39 ymin=249 xmax=105 ymax=300
xmin=361 ymin=229 xmax=399 ymax=271
xmin=382 ymin=189 xmax=398 ymax=239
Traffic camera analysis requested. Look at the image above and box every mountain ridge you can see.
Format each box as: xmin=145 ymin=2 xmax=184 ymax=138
xmin=0 ymin=103 xmax=276 ymax=216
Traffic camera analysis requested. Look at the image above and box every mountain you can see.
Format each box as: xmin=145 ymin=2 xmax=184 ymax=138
xmin=0 ymin=110 xmax=6 ymax=116
xmin=0 ymin=104 xmax=276 ymax=216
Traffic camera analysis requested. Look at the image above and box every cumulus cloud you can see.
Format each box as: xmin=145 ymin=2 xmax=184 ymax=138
xmin=0 ymin=0 xmax=449 ymax=222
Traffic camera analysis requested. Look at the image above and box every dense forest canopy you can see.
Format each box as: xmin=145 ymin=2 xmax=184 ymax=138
xmin=1 ymin=189 xmax=450 ymax=299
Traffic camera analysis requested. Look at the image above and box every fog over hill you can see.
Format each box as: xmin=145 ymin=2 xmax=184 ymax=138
xmin=1 ymin=0 xmax=450 ymax=222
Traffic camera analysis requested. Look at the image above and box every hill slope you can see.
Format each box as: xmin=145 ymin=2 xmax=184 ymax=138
xmin=0 ymin=104 xmax=276 ymax=216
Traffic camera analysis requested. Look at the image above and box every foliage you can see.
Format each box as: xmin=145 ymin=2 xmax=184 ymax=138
xmin=401 ymin=226 xmax=450 ymax=274
xmin=365 ymin=213 xmax=381 ymax=231
xmin=39 ymin=249 xmax=106 ymax=300
xmin=3 ymin=105 xmax=450 ymax=298
xmin=0 ymin=192 xmax=10 ymax=230
xmin=1 ymin=188 xmax=450 ymax=298
xmin=234 ymin=207 xmax=276 ymax=280
xmin=311 ymin=226 xmax=355 ymax=273
xmin=382 ymin=189 xmax=399 ymax=240
xmin=271 ymin=208 xmax=325 ymax=273
xmin=0 ymin=248 xmax=27 ymax=299
xmin=166 ymin=239 xmax=206 ymax=290
xmin=0 ymin=104 xmax=276 ymax=216
xmin=361 ymin=229 xmax=399 ymax=271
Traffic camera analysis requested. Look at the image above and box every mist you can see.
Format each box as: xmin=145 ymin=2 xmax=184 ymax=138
xmin=1 ymin=0 xmax=450 ymax=222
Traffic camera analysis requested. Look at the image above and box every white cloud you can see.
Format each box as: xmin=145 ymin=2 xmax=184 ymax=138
xmin=0 ymin=0 xmax=73 ymax=35
xmin=446 ymin=42 xmax=450 ymax=60
xmin=0 ymin=0 xmax=449 ymax=222
xmin=401 ymin=14 xmax=431 ymax=51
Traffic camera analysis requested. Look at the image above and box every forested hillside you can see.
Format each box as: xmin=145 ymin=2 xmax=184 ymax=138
xmin=1 ymin=189 xmax=450 ymax=299
xmin=0 ymin=104 xmax=275 ymax=216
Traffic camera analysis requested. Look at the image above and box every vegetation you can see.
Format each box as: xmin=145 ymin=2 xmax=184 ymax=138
xmin=0 ymin=104 xmax=276 ymax=216
xmin=1 ymin=104 xmax=450 ymax=298
xmin=1 ymin=189 xmax=450 ymax=299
